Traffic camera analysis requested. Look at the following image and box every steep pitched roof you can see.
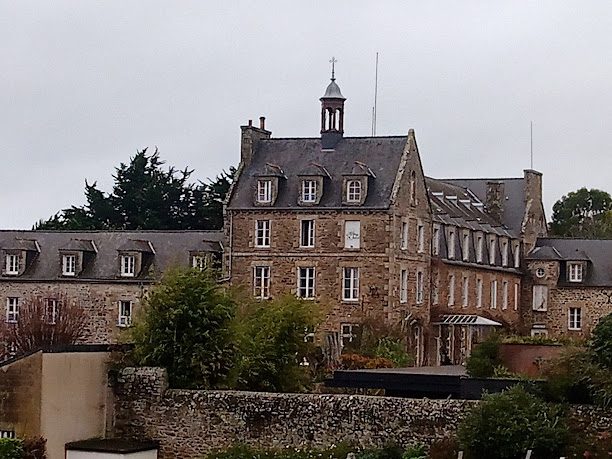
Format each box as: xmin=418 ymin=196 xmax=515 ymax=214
xmin=0 ymin=230 xmax=223 ymax=282
xmin=227 ymin=136 xmax=407 ymax=210
xmin=527 ymin=238 xmax=612 ymax=286
xmin=441 ymin=177 xmax=526 ymax=232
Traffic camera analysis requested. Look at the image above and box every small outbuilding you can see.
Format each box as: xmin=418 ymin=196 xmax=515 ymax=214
xmin=65 ymin=439 xmax=158 ymax=459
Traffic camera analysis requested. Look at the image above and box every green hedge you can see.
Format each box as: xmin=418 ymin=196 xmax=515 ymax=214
xmin=0 ymin=438 xmax=24 ymax=459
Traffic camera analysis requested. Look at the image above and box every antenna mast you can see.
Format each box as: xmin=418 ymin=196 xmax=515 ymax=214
xmin=530 ymin=121 xmax=533 ymax=169
xmin=372 ymin=52 xmax=379 ymax=136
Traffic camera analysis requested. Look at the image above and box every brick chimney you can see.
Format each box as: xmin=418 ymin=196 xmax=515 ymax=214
xmin=240 ymin=117 xmax=271 ymax=166
xmin=486 ymin=181 xmax=505 ymax=223
xmin=522 ymin=169 xmax=547 ymax=248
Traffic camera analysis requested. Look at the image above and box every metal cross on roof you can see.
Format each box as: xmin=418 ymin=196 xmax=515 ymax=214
xmin=329 ymin=56 xmax=338 ymax=80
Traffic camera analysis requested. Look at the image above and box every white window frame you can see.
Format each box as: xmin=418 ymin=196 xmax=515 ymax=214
xmin=120 ymin=255 xmax=136 ymax=277
xmin=300 ymin=220 xmax=315 ymax=248
xmin=400 ymin=269 xmax=408 ymax=304
xmin=192 ymin=255 xmax=207 ymax=271
xmin=568 ymin=307 xmax=582 ymax=330
xmin=432 ymin=270 xmax=439 ymax=305
xmin=344 ymin=220 xmax=361 ymax=249
xmin=416 ymin=270 xmax=424 ymax=304
xmin=297 ymin=267 xmax=315 ymax=299
xmin=501 ymin=239 xmax=509 ymax=267
xmin=118 ymin=300 xmax=132 ymax=327
xmin=346 ymin=180 xmax=362 ymax=203
xmin=462 ymin=231 xmax=470 ymax=261
xmin=257 ymin=180 xmax=272 ymax=203
xmin=45 ymin=298 xmax=59 ymax=325
xmin=255 ymin=220 xmax=271 ymax=248
xmin=532 ymin=285 xmax=548 ymax=311
xmin=462 ymin=276 xmax=469 ymax=308
xmin=502 ymin=280 xmax=509 ymax=310
xmin=417 ymin=222 xmax=425 ymax=253
xmin=476 ymin=278 xmax=483 ymax=308
xmin=531 ymin=328 xmax=549 ymax=337
xmin=447 ymin=228 xmax=456 ymax=259
xmin=432 ymin=224 xmax=440 ymax=256
xmin=5 ymin=254 xmax=19 ymax=275
xmin=6 ymin=297 xmax=19 ymax=323
xmin=254 ymin=266 xmax=271 ymax=299
xmin=489 ymin=236 xmax=497 ymax=265
xmin=342 ymin=267 xmax=359 ymax=302
xmin=476 ymin=233 xmax=484 ymax=263
xmin=340 ymin=323 xmax=357 ymax=347
xmin=513 ymin=242 xmax=520 ymax=268
xmin=490 ymin=280 xmax=498 ymax=309
xmin=514 ymin=283 xmax=519 ymax=310
xmin=62 ymin=254 xmax=77 ymax=276
xmin=568 ymin=262 xmax=583 ymax=282
xmin=448 ymin=274 xmax=455 ymax=306
xmin=302 ymin=180 xmax=317 ymax=203
xmin=400 ymin=221 xmax=408 ymax=250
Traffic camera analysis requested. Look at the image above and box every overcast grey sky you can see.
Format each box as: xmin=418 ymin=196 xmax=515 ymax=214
xmin=2 ymin=1 xmax=611 ymax=229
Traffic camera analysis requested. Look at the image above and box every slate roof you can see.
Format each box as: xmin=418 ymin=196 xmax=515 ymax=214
xmin=0 ymin=230 xmax=223 ymax=282
xmin=441 ymin=177 xmax=527 ymax=232
xmin=527 ymin=238 xmax=612 ymax=286
xmin=227 ymin=136 xmax=408 ymax=210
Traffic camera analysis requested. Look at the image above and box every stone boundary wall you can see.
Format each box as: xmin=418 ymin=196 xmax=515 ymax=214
xmin=112 ymin=367 xmax=612 ymax=459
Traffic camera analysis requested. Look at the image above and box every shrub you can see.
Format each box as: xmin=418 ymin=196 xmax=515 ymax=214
xmin=0 ymin=438 xmax=24 ymax=459
xmin=591 ymin=313 xmax=612 ymax=369
xmin=339 ymin=353 xmax=395 ymax=370
xmin=465 ymin=333 xmax=502 ymax=377
xmin=427 ymin=437 xmax=459 ymax=459
xmin=375 ymin=337 xmax=413 ymax=367
xmin=129 ymin=268 xmax=237 ymax=389
xmin=22 ymin=437 xmax=46 ymax=459
xmin=458 ymin=385 xmax=568 ymax=459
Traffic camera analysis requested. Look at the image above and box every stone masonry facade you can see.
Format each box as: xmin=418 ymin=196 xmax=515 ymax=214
xmin=112 ymin=367 xmax=612 ymax=459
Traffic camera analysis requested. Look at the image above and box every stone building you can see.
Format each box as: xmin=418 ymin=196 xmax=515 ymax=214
xmin=0 ymin=230 xmax=222 ymax=348
xmin=524 ymin=238 xmax=612 ymax=339
xmin=224 ymin=73 xmax=547 ymax=364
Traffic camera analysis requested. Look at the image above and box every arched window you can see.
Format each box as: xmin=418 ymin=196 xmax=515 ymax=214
xmin=346 ymin=180 xmax=362 ymax=202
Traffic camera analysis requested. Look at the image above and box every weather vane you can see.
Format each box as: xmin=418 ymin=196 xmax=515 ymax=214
xmin=329 ymin=56 xmax=338 ymax=80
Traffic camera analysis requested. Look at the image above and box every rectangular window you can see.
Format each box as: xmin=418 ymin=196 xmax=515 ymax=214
xmin=346 ymin=180 xmax=362 ymax=202
xmin=432 ymin=225 xmax=440 ymax=256
xmin=118 ymin=300 xmax=132 ymax=327
xmin=462 ymin=276 xmax=469 ymax=307
xmin=120 ymin=255 xmax=135 ymax=277
xmin=254 ymin=266 xmax=270 ymax=299
xmin=400 ymin=221 xmax=408 ymax=250
xmin=192 ymin=255 xmax=207 ymax=270
xmin=297 ymin=267 xmax=315 ymax=299
xmin=462 ymin=231 xmax=470 ymax=261
xmin=513 ymin=242 xmax=521 ymax=268
xmin=514 ymin=283 xmax=519 ymax=310
xmin=400 ymin=269 xmax=408 ymax=303
xmin=257 ymin=180 xmax=272 ymax=203
xmin=343 ymin=267 xmax=359 ymax=301
xmin=5 ymin=254 xmax=18 ymax=275
xmin=340 ymin=323 xmax=357 ymax=347
xmin=502 ymin=281 xmax=509 ymax=310
xmin=6 ymin=297 xmax=19 ymax=323
xmin=432 ymin=270 xmax=439 ymax=305
xmin=489 ymin=236 xmax=497 ymax=265
xmin=490 ymin=280 xmax=498 ymax=309
xmin=416 ymin=270 xmax=424 ymax=304
xmin=45 ymin=298 xmax=59 ymax=325
xmin=501 ymin=239 xmax=509 ymax=267
xmin=476 ymin=233 xmax=484 ymax=263
xmin=62 ymin=254 xmax=77 ymax=276
xmin=568 ymin=307 xmax=582 ymax=330
xmin=417 ymin=223 xmax=425 ymax=253
xmin=568 ymin=263 xmax=583 ymax=282
xmin=531 ymin=327 xmax=549 ymax=337
xmin=447 ymin=228 xmax=456 ymax=259
xmin=532 ymin=285 xmax=548 ymax=311
xmin=300 ymin=220 xmax=315 ymax=248
xmin=302 ymin=180 xmax=317 ymax=203
xmin=255 ymin=220 xmax=271 ymax=248
xmin=448 ymin=274 xmax=455 ymax=306
xmin=344 ymin=221 xmax=361 ymax=249
xmin=476 ymin=278 xmax=483 ymax=308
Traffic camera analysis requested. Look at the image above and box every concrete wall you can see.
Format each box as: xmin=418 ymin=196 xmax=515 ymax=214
xmin=41 ymin=352 xmax=110 ymax=459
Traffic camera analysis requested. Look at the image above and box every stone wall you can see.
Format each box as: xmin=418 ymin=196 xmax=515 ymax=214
xmin=113 ymin=367 xmax=612 ymax=459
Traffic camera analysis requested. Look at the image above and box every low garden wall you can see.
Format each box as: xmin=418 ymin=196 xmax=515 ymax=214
xmin=112 ymin=367 xmax=612 ymax=459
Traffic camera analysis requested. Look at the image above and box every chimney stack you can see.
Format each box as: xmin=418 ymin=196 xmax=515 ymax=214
xmin=259 ymin=116 xmax=266 ymax=130
xmin=240 ymin=116 xmax=271 ymax=167
xmin=486 ymin=181 xmax=505 ymax=223
xmin=248 ymin=119 xmax=253 ymax=127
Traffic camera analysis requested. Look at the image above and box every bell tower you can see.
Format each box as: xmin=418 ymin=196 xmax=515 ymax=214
xmin=320 ymin=57 xmax=346 ymax=150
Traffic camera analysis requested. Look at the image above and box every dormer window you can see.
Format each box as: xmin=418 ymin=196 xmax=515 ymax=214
xmin=192 ymin=255 xmax=207 ymax=271
xmin=568 ymin=262 xmax=584 ymax=282
xmin=346 ymin=180 xmax=362 ymax=203
xmin=302 ymin=180 xmax=317 ymax=203
xmin=257 ymin=180 xmax=272 ymax=203
xmin=62 ymin=254 xmax=77 ymax=276
xmin=5 ymin=254 xmax=19 ymax=275
xmin=501 ymin=239 xmax=509 ymax=267
xmin=489 ymin=235 xmax=497 ymax=265
xmin=121 ymin=255 xmax=136 ymax=277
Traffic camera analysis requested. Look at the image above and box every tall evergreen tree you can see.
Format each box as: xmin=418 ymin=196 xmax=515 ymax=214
xmin=550 ymin=187 xmax=612 ymax=238
xmin=35 ymin=148 xmax=235 ymax=230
